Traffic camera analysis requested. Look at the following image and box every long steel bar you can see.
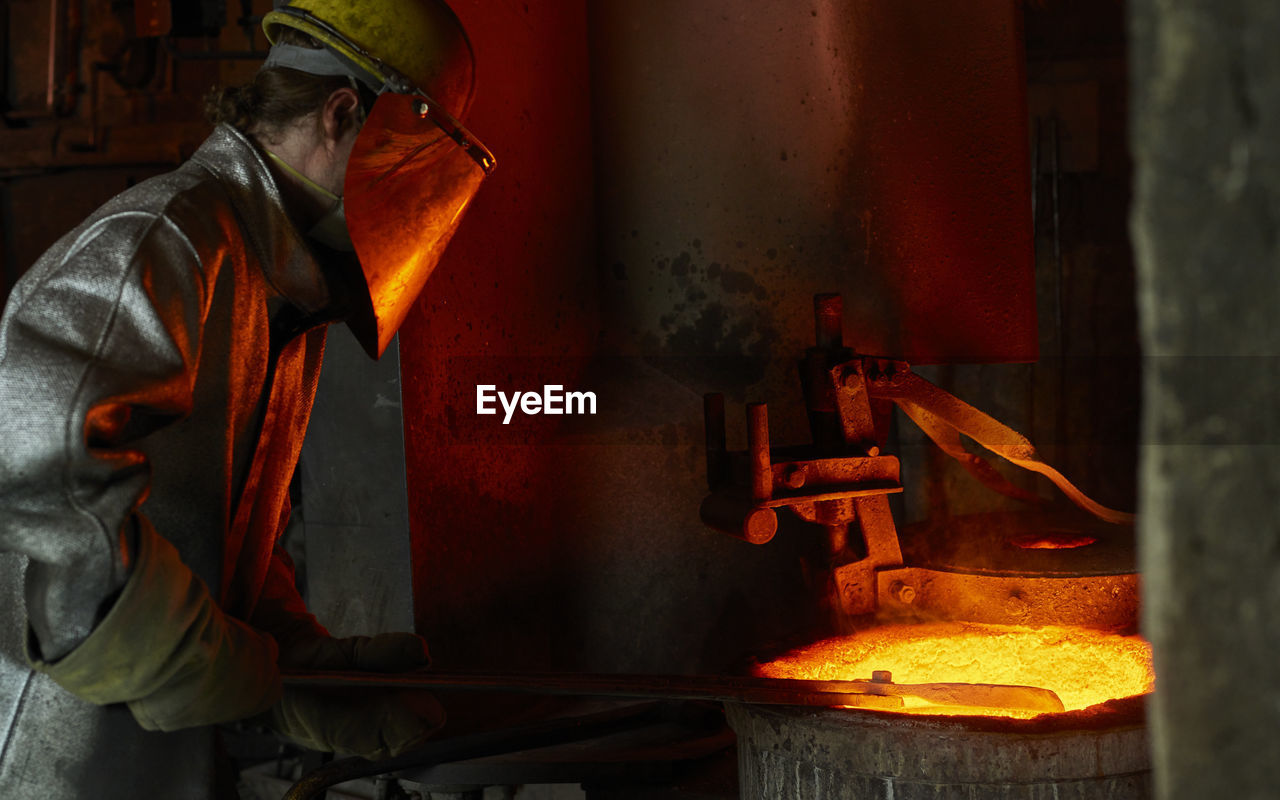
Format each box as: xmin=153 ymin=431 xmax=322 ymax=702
xmin=282 ymin=670 xmax=1064 ymax=714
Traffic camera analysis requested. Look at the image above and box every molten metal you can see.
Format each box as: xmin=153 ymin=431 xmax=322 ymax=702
xmin=756 ymin=622 xmax=1153 ymax=718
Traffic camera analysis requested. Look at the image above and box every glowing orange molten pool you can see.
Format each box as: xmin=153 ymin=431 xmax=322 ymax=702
xmin=757 ymin=622 xmax=1154 ymax=718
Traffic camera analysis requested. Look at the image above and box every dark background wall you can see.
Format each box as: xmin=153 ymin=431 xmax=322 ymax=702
xmin=0 ymin=0 xmax=262 ymax=302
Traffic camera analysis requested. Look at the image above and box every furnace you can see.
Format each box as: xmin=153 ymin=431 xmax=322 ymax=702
xmin=757 ymin=622 xmax=1153 ymax=718
xmin=698 ymin=295 xmax=1151 ymax=798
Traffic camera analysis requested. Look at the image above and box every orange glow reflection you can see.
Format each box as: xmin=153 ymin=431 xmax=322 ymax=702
xmin=757 ymin=622 xmax=1154 ymax=718
xmin=1011 ymin=533 xmax=1098 ymax=549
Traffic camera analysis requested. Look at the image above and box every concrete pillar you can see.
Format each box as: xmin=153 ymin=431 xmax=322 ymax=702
xmin=1129 ymin=0 xmax=1280 ymax=795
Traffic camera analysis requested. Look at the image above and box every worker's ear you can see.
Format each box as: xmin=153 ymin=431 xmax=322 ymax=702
xmin=320 ymin=86 xmax=362 ymax=145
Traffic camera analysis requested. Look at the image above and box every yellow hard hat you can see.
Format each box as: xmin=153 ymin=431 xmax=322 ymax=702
xmin=261 ymin=0 xmax=495 ymax=360
xmin=263 ymin=0 xmax=476 ymax=125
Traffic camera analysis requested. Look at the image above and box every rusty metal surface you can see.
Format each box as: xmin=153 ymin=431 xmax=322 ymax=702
xmin=874 ymin=567 xmax=1140 ymax=632
xmin=760 ymin=486 xmax=901 ymax=509
xmin=830 ymin=496 xmax=905 ymax=618
xmin=747 ymin=404 xmax=773 ymax=504
xmin=706 ymin=402 xmax=904 ymax=525
xmin=592 ymin=0 xmax=1036 ymax=366
xmin=831 ymin=359 xmax=880 ymax=454
xmin=703 ymin=392 xmax=906 ymax=621
xmin=698 ymin=491 xmax=779 ymax=545
xmin=766 ymin=456 xmax=899 ymax=502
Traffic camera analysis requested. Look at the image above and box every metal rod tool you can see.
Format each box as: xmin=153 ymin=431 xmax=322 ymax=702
xmin=282 ymin=669 xmax=1065 ymax=714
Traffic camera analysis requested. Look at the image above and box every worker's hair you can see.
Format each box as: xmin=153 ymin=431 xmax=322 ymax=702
xmin=204 ymin=29 xmax=367 ymax=143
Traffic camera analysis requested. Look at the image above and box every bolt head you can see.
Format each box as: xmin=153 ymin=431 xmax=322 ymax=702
xmin=1004 ymin=593 xmax=1029 ymax=616
xmin=783 ymin=466 xmax=806 ymax=489
xmin=890 ymin=580 xmax=916 ymax=604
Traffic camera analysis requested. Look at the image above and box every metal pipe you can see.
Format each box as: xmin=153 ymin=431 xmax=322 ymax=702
xmin=747 ymin=402 xmax=771 ymax=503
xmin=5 ymin=0 xmax=70 ymax=120
xmin=824 ymin=522 xmax=848 ymax=556
xmin=699 ymin=490 xmax=777 ymax=544
xmin=43 ymin=0 xmax=58 ymax=113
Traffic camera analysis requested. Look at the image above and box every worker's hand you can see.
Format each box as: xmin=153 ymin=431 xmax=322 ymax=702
xmin=260 ymin=631 xmax=446 ymax=760
xmin=26 ymin=519 xmax=282 ymax=731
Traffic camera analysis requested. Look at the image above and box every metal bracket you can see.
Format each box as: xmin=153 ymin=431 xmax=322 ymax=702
xmin=700 ymin=297 xmax=907 ymax=623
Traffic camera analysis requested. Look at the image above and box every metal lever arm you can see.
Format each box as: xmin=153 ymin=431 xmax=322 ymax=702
xmin=895 ymin=400 xmax=1045 ymax=507
xmin=867 ymin=370 xmax=1135 ymax=524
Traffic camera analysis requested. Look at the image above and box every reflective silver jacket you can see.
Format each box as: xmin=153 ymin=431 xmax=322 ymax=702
xmin=0 ymin=124 xmax=334 ymax=798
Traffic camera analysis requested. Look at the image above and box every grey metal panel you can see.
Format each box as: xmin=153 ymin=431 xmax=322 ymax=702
xmin=299 ymin=330 xmax=415 ymax=637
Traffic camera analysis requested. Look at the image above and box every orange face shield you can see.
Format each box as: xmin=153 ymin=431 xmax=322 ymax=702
xmin=343 ymin=90 xmax=495 ymax=358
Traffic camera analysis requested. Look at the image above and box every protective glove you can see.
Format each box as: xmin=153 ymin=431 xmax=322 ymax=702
xmin=258 ymin=631 xmax=446 ymax=760
xmin=26 ymin=517 xmax=282 ymax=730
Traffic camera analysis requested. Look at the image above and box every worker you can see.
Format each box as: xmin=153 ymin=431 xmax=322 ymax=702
xmin=0 ymin=1 xmax=495 ymax=797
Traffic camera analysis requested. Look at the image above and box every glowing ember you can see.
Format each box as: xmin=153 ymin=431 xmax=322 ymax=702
xmin=1011 ymin=533 xmax=1097 ymax=549
xmin=757 ymin=622 xmax=1154 ymax=718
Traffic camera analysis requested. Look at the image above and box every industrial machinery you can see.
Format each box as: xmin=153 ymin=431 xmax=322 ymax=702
xmin=698 ymin=294 xmax=1151 ymax=798
xmin=700 ymin=293 xmax=1137 ymax=630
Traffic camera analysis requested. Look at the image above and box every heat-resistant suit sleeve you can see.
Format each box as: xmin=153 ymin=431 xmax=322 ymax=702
xmin=251 ymin=540 xmax=444 ymax=759
xmin=0 ymin=210 xmax=281 ymax=727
